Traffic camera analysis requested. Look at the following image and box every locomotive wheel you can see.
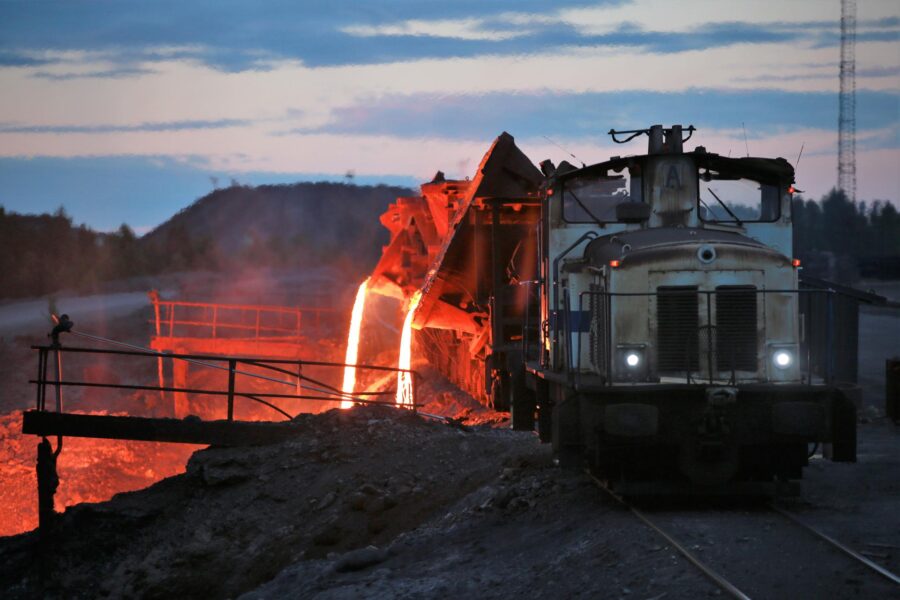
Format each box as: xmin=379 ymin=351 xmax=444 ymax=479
xmin=509 ymin=370 xmax=535 ymax=431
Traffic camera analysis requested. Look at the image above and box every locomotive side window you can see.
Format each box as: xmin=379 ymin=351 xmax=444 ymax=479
xmin=698 ymin=175 xmax=781 ymax=223
xmin=562 ymin=168 xmax=642 ymax=224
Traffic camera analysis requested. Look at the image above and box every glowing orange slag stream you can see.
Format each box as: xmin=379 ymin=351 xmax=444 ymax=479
xmin=341 ymin=278 xmax=370 ymax=409
xmin=396 ymin=290 xmax=423 ymax=407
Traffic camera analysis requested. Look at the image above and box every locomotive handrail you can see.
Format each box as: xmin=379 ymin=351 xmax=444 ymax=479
xmin=574 ymin=288 xmax=837 ymax=387
xmin=551 ymin=231 xmax=598 ymax=368
xmin=608 ymin=125 xmax=696 ymax=144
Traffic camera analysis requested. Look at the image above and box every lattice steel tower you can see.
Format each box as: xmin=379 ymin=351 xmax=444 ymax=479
xmin=838 ymin=0 xmax=857 ymax=201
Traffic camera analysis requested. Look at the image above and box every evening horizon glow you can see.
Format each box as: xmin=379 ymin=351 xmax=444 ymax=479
xmin=0 ymin=0 xmax=897 ymax=232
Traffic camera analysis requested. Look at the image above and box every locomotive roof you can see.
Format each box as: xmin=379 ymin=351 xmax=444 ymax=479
xmin=557 ymin=150 xmax=795 ymax=186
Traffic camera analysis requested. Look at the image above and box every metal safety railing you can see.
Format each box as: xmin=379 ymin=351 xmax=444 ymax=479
xmin=564 ymin=288 xmax=837 ymax=387
xmin=32 ymin=342 xmax=420 ymax=422
xmin=148 ymin=292 xmax=338 ymax=341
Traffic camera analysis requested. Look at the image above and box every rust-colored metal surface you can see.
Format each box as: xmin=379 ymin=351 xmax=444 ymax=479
xmin=368 ymin=132 xmax=543 ymax=404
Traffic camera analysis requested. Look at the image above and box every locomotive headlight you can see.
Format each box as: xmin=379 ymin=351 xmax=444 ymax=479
xmin=616 ymin=344 xmax=648 ymax=382
xmin=773 ymin=350 xmax=793 ymax=369
xmin=766 ymin=341 xmax=802 ymax=381
xmin=767 ymin=344 xmax=800 ymax=381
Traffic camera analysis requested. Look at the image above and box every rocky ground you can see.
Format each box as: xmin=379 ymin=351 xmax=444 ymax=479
xmin=0 ymin=401 xmax=896 ymax=599
xmin=0 ymin=404 xmax=721 ymax=600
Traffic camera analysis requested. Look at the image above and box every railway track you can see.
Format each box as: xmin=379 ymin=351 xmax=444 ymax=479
xmin=589 ymin=474 xmax=900 ymax=599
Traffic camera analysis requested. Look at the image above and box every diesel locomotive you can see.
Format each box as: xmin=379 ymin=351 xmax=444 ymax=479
xmin=368 ymin=126 xmax=857 ymax=490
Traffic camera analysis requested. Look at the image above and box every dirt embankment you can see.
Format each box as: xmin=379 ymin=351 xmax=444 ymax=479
xmin=0 ymin=404 xmax=719 ymax=600
xmin=2 ymin=402 xmax=898 ymax=599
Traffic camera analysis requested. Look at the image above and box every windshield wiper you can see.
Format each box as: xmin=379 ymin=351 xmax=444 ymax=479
xmin=707 ymin=188 xmax=743 ymax=226
xmin=566 ymin=189 xmax=606 ymax=227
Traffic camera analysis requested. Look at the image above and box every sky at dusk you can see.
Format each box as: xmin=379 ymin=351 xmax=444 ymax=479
xmin=0 ymin=0 xmax=898 ymax=233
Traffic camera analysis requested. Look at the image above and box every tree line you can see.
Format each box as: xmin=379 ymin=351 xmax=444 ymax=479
xmin=0 ymin=206 xmax=217 ymax=299
xmin=1 ymin=187 xmax=898 ymax=300
xmin=0 ymin=181 xmax=402 ymax=300
xmin=792 ymin=189 xmax=900 ymax=280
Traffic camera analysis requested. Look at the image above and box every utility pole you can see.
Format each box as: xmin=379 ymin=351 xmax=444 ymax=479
xmin=838 ymin=0 xmax=857 ymax=202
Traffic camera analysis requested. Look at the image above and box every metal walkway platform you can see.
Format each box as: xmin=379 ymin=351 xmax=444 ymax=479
xmin=22 ymin=410 xmax=303 ymax=446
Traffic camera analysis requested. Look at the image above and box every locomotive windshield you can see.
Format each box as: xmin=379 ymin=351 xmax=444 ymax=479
xmin=562 ymin=167 xmax=642 ymax=223
xmin=698 ymin=173 xmax=781 ymax=223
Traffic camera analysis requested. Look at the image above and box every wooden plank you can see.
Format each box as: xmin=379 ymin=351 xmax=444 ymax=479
xmin=22 ymin=410 xmax=301 ymax=446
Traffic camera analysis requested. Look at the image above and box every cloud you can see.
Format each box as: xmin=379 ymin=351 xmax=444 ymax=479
xmin=30 ymin=66 xmax=158 ymax=80
xmin=0 ymin=50 xmax=53 ymax=67
xmin=340 ymin=18 xmax=529 ymax=42
xmin=285 ymin=89 xmax=900 ymax=140
xmin=0 ymin=119 xmax=253 ymax=134
xmin=1 ymin=0 xmax=896 ymax=71
xmin=2 ymin=37 xmax=896 ymax=139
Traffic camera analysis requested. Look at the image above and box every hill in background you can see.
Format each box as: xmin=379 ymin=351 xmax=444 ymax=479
xmin=142 ymin=181 xmax=410 ymax=271
xmin=0 ymin=182 xmax=412 ymax=300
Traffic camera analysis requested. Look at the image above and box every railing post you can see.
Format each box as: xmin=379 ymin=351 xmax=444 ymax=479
xmin=35 ymin=348 xmax=46 ymax=411
xmin=606 ymin=292 xmax=612 ymax=385
xmin=41 ymin=347 xmax=50 ymax=411
xmin=826 ymin=292 xmax=835 ymax=384
xmin=296 ymin=361 xmax=303 ymax=396
xmin=523 ymin=281 xmax=530 ymax=361
xmin=255 ymin=309 xmax=261 ymax=339
xmin=212 ymin=305 xmax=218 ymax=338
xmin=577 ymin=293 xmax=584 ymax=389
xmin=168 ymin=303 xmax=175 ymax=337
xmin=564 ymin=288 xmax=577 ymax=387
xmin=706 ymin=291 xmax=713 ymax=384
xmin=54 ymin=347 xmax=63 ymax=413
xmin=227 ymin=359 xmax=236 ymax=421
xmin=806 ymin=292 xmax=813 ymax=385
xmin=151 ymin=291 xmax=162 ymax=337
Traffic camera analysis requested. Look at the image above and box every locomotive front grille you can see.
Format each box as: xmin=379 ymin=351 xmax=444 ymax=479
xmin=715 ymin=286 xmax=758 ymax=372
xmin=656 ymin=286 xmax=699 ymax=372
xmin=588 ymin=283 xmax=607 ymax=374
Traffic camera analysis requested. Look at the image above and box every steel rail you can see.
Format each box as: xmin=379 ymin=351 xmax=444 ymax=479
xmin=770 ymin=504 xmax=900 ymax=587
xmin=588 ymin=474 xmax=752 ymax=600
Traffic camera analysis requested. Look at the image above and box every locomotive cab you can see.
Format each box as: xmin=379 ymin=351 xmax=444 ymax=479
xmin=529 ymin=125 xmax=856 ymax=490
